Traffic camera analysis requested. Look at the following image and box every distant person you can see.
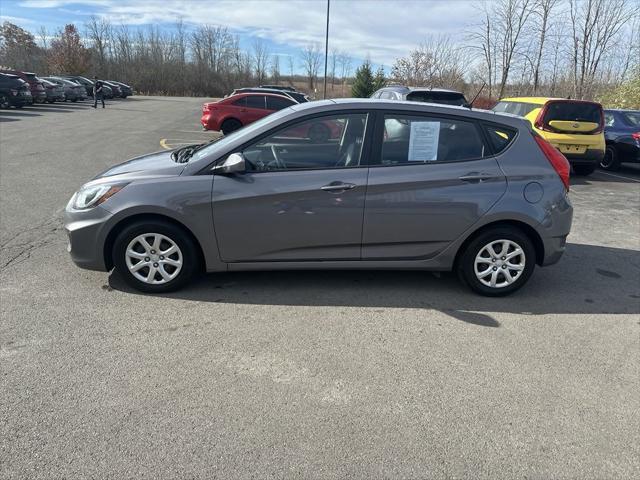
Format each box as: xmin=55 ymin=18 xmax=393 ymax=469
xmin=92 ymin=76 xmax=105 ymax=109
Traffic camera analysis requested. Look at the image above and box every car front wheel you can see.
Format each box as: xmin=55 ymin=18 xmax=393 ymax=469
xmin=458 ymin=227 xmax=535 ymax=296
xmin=112 ymin=221 xmax=199 ymax=293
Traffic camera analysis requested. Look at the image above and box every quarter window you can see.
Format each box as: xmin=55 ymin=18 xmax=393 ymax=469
xmin=232 ymin=97 xmax=247 ymax=107
xmin=242 ymin=113 xmax=368 ymax=171
xmin=376 ymin=115 xmax=486 ymax=165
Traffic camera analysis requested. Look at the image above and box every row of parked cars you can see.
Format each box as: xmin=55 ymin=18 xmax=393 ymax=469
xmin=0 ymin=70 xmax=133 ymax=108
xmin=200 ymin=84 xmax=639 ymax=174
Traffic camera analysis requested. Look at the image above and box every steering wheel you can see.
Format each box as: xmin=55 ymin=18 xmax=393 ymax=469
xmin=270 ymin=145 xmax=287 ymax=170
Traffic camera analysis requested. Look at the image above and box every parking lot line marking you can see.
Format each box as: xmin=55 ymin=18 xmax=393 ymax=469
xmin=594 ymin=171 xmax=640 ymax=183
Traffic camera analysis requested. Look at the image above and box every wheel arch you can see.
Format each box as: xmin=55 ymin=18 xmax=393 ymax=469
xmin=103 ymin=213 xmax=206 ymax=271
xmin=453 ymin=219 xmax=545 ymax=269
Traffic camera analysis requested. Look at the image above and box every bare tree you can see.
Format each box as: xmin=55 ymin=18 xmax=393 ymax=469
xmin=270 ymin=54 xmax=281 ymax=85
xmin=85 ymin=16 xmax=111 ymax=76
xmin=337 ymin=52 xmax=352 ymax=96
xmin=252 ymin=38 xmax=269 ymax=84
xmin=330 ymin=48 xmax=338 ymax=90
xmin=569 ymin=0 xmax=633 ymax=98
xmin=531 ymin=0 xmax=558 ymax=94
xmin=287 ymin=54 xmax=295 ymax=86
xmin=300 ymin=43 xmax=322 ymax=90
xmin=468 ymin=6 xmax=498 ymax=97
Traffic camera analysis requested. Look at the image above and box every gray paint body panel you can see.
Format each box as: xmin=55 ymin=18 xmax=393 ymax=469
xmin=64 ymin=99 xmax=573 ymax=276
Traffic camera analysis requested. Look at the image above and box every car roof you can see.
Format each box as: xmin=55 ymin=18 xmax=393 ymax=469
xmin=288 ymin=98 xmax=527 ymax=126
xmin=231 ymin=92 xmax=297 ymax=100
xmin=605 ymin=108 xmax=640 ymax=113
xmin=379 ymin=85 xmax=464 ymax=94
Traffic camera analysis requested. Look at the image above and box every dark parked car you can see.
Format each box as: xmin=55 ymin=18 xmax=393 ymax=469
xmin=201 ymin=92 xmax=297 ymax=134
xmin=259 ymin=85 xmax=297 ymax=92
xmin=65 ymin=99 xmax=573 ymax=296
xmin=60 ymin=75 xmax=94 ymax=96
xmin=371 ymin=85 xmax=470 ymax=107
xmin=0 ymin=70 xmax=46 ymax=103
xmin=601 ymin=109 xmax=640 ymax=170
xmin=106 ymin=80 xmax=133 ymax=98
xmin=231 ymin=87 xmax=310 ymax=103
xmin=40 ymin=78 xmax=66 ymax=103
xmin=101 ymin=80 xmax=122 ymax=98
xmin=42 ymin=76 xmax=86 ymax=101
xmin=0 ymin=73 xmax=32 ymax=108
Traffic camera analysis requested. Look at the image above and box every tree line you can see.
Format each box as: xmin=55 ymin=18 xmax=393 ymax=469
xmin=0 ymin=0 xmax=638 ymax=105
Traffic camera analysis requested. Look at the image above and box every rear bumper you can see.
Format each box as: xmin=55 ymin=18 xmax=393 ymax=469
xmin=562 ymin=148 xmax=604 ymax=166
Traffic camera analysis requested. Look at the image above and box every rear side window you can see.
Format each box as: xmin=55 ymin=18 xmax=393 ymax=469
xmin=246 ymin=95 xmax=266 ymax=109
xmin=483 ymin=124 xmax=517 ymax=154
xmin=232 ymin=97 xmax=247 ymax=107
xmin=493 ymin=101 xmax=538 ymax=117
xmin=266 ymin=95 xmax=294 ymax=111
xmin=376 ymin=114 xmax=486 ymax=165
xmin=543 ymin=101 xmax=601 ymax=124
xmin=406 ymin=91 xmax=467 ymax=106
xmin=622 ymin=112 xmax=640 ymax=127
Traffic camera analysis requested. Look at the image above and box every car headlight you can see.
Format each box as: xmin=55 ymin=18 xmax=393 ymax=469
xmin=70 ymin=183 xmax=127 ymax=210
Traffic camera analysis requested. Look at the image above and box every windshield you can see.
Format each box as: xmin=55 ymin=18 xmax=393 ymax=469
xmin=190 ymin=107 xmax=295 ymax=162
xmin=622 ymin=112 xmax=640 ymax=127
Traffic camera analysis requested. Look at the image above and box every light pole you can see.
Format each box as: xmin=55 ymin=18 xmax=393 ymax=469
xmin=323 ymin=0 xmax=330 ymax=99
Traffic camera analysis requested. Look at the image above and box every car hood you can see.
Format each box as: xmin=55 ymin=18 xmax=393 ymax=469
xmin=93 ymin=150 xmax=186 ymax=181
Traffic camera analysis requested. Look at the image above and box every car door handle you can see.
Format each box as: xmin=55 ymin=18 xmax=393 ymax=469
xmin=321 ymin=182 xmax=356 ymax=192
xmin=459 ymin=173 xmax=494 ymax=183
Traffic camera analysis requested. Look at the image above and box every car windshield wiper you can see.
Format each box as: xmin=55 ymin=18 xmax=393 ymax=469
xmin=171 ymin=144 xmax=199 ymax=163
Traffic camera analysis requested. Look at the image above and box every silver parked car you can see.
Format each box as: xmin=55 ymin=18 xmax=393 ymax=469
xmin=64 ymin=99 xmax=573 ymax=296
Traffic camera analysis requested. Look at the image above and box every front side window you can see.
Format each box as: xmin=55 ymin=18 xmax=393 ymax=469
xmin=242 ymin=113 xmax=368 ymax=171
xmin=245 ymin=95 xmax=266 ymax=109
xmin=376 ymin=114 xmax=486 ymax=165
xmin=266 ymin=95 xmax=294 ymax=111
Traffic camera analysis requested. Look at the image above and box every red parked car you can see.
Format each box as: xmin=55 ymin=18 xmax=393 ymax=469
xmin=0 ymin=70 xmax=47 ymax=103
xmin=201 ymin=92 xmax=298 ymax=135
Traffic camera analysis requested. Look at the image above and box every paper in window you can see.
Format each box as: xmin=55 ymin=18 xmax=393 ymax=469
xmin=408 ymin=121 xmax=440 ymax=162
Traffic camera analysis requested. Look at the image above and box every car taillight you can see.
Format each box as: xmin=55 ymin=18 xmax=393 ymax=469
xmin=632 ymin=132 xmax=640 ymax=141
xmin=204 ymin=104 xmax=216 ymax=111
xmin=534 ymin=135 xmax=570 ymax=192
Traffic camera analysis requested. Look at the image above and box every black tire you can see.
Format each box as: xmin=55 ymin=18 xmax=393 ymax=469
xmin=112 ymin=220 xmax=199 ymax=293
xmin=0 ymin=95 xmax=9 ymax=109
xmin=457 ymin=226 xmax=536 ymax=297
xmin=573 ymin=164 xmax=596 ymax=176
xmin=600 ymin=145 xmax=620 ymax=171
xmin=308 ymin=122 xmax=331 ymax=142
xmin=221 ymin=118 xmax=242 ymax=135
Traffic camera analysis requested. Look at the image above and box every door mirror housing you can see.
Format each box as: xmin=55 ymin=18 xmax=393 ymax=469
xmin=213 ymin=153 xmax=246 ymax=174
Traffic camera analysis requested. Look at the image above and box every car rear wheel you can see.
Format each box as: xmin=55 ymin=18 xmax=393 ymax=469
xmin=221 ymin=118 xmax=242 ymax=135
xmin=573 ymin=164 xmax=596 ymax=176
xmin=600 ymin=146 xmax=620 ymax=171
xmin=113 ymin=221 xmax=199 ymax=293
xmin=0 ymin=95 xmax=9 ymax=109
xmin=458 ymin=227 xmax=535 ymax=297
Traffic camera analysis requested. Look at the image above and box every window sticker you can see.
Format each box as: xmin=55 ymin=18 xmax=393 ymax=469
xmin=408 ymin=121 xmax=440 ymax=162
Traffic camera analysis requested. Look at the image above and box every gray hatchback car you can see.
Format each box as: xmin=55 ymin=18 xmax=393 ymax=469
xmin=64 ymin=99 xmax=573 ymax=296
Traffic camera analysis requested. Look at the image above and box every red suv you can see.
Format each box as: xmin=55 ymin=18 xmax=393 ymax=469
xmin=201 ymin=92 xmax=297 ymax=134
xmin=0 ymin=70 xmax=47 ymax=103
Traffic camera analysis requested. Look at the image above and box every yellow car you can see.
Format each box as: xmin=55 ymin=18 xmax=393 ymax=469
xmin=493 ymin=97 xmax=605 ymax=175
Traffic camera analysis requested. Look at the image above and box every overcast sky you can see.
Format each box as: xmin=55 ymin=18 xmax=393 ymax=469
xmin=1 ymin=0 xmax=480 ymax=68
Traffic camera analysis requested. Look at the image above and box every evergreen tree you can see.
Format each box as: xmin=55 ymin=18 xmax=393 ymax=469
xmin=373 ymin=66 xmax=386 ymax=91
xmin=351 ymin=60 xmax=375 ymax=98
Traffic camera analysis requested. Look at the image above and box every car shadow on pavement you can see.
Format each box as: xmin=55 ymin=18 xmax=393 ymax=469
xmin=108 ymin=243 xmax=640 ymax=328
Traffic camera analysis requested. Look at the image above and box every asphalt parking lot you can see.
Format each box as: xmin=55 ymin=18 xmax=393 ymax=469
xmin=1 ymin=97 xmax=639 ymax=479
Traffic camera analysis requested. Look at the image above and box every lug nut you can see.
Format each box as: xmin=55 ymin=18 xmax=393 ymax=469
xmin=150 ymin=250 xmax=156 ymax=254
xmin=144 ymin=257 xmax=150 ymax=262
xmin=493 ymin=267 xmax=497 ymax=271
xmin=501 ymin=256 xmax=506 ymax=260
xmin=492 ymin=258 xmax=496 ymax=262
xmin=159 ymin=256 xmax=164 ymax=260
xmin=153 ymin=262 xmax=159 ymax=267
xmin=502 ymin=265 xmax=507 ymax=269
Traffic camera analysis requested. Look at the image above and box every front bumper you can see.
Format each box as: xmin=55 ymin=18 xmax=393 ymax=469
xmin=64 ymin=205 xmax=113 ymax=271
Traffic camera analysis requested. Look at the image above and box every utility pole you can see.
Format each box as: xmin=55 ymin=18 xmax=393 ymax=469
xmin=323 ymin=0 xmax=330 ymax=99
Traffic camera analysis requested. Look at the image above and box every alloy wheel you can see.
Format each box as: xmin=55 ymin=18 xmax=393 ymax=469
xmin=125 ymin=233 xmax=183 ymax=285
xmin=474 ymin=239 xmax=526 ymax=289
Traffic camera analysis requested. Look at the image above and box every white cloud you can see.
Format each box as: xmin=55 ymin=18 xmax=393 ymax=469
xmin=18 ymin=0 xmax=479 ymax=64
xmin=0 ymin=14 xmax=36 ymax=25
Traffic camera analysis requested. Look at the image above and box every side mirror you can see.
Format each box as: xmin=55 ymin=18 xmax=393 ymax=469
xmin=213 ymin=153 xmax=246 ymax=174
